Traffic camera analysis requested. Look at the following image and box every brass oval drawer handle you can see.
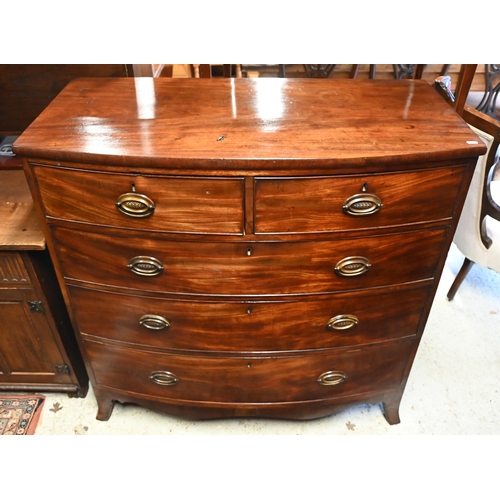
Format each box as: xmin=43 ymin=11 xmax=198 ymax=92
xmin=327 ymin=314 xmax=359 ymax=330
xmin=317 ymin=370 xmax=347 ymax=386
xmin=128 ymin=256 xmax=164 ymax=277
xmin=116 ymin=192 xmax=155 ymax=218
xmin=334 ymin=256 xmax=371 ymax=277
xmin=149 ymin=371 xmax=178 ymax=386
xmin=139 ymin=314 xmax=170 ymax=330
xmin=343 ymin=193 xmax=382 ymax=216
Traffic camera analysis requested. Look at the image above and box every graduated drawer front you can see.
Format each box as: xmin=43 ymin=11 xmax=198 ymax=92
xmin=32 ymin=165 xmax=245 ymax=235
xmin=70 ymin=285 xmax=428 ymax=351
xmin=254 ymin=167 xmax=465 ymax=233
xmin=53 ymin=226 xmax=446 ymax=296
xmin=84 ymin=338 xmax=414 ymax=403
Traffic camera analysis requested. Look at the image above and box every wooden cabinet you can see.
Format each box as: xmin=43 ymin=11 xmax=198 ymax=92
xmin=0 ymin=168 xmax=88 ymax=396
xmin=15 ymin=77 xmax=485 ymax=423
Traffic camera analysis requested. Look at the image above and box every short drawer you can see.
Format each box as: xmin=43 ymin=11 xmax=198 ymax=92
xmin=32 ymin=164 xmax=245 ymax=235
xmin=254 ymin=167 xmax=465 ymax=233
xmin=70 ymin=285 xmax=428 ymax=351
xmin=54 ymin=226 xmax=447 ymax=296
xmin=84 ymin=338 xmax=414 ymax=404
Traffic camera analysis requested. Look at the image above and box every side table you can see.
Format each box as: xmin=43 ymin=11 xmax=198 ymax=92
xmin=0 ymin=157 xmax=88 ymax=397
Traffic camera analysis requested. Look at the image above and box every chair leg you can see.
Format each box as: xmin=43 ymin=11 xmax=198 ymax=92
xmin=447 ymin=258 xmax=474 ymax=301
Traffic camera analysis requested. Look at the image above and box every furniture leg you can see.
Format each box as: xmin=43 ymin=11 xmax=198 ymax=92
xmin=95 ymin=391 xmax=115 ymax=421
xmin=447 ymin=257 xmax=474 ymax=301
xmin=382 ymin=397 xmax=401 ymax=425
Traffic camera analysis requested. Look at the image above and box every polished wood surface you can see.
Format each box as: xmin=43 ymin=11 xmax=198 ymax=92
xmin=14 ymin=78 xmax=484 ymax=168
xmin=254 ymin=167 xmax=466 ymax=233
xmin=84 ymin=338 xmax=413 ymax=404
xmin=32 ymin=164 xmax=245 ymax=234
xmin=52 ymin=226 xmax=446 ymax=295
xmin=18 ymin=78 xmax=485 ymax=423
xmin=31 ymin=162 xmax=467 ymax=235
xmin=70 ymin=284 xmax=429 ymax=352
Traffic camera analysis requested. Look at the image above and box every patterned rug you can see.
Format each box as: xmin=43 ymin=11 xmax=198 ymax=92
xmin=0 ymin=394 xmax=45 ymax=435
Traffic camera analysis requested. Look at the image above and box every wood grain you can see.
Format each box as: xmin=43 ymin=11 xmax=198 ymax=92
xmin=84 ymin=338 xmax=414 ymax=404
xmin=53 ymin=226 xmax=446 ymax=296
xmin=70 ymin=284 xmax=429 ymax=352
xmin=0 ymin=171 xmax=44 ymax=250
xmin=14 ymin=78 xmax=485 ymax=169
xmin=33 ymin=164 xmax=245 ymax=235
xmin=254 ymin=166 xmax=466 ymax=233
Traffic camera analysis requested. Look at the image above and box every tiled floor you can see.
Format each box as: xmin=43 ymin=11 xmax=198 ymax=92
xmin=30 ymin=243 xmax=500 ymax=435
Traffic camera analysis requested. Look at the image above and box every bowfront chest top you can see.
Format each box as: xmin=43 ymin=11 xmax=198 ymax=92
xmin=15 ymin=77 xmax=485 ymax=423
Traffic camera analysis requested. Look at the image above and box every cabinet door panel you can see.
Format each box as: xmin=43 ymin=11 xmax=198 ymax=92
xmin=0 ymin=301 xmax=51 ymax=373
xmin=0 ymin=296 xmax=71 ymax=384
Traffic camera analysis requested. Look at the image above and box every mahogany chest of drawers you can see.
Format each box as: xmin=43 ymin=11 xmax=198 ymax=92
xmin=14 ymin=77 xmax=485 ymax=423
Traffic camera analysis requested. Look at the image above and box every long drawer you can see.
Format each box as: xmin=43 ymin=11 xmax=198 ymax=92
xmin=84 ymin=338 xmax=414 ymax=404
xmin=255 ymin=167 xmax=465 ymax=233
xmin=32 ymin=164 xmax=245 ymax=235
xmin=70 ymin=285 xmax=428 ymax=351
xmin=53 ymin=226 xmax=447 ymax=296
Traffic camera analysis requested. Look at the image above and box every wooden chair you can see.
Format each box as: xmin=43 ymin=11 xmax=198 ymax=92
xmin=301 ymin=64 xmax=423 ymax=79
xmin=192 ymin=64 xmax=242 ymax=78
xmin=476 ymin=64 xmax=500 ymax=117
xmin=302 ymin=64 xmax=375 ymax=79
xmin=446 ymin=107 xmax=500 ymax=299
xmin=417 ymin=64 xmax=477 ymax=116
xmin=192 ymin=64 xmax=286 ymax=78
xmin=429 ymin=68 xmax=500 ymax=299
